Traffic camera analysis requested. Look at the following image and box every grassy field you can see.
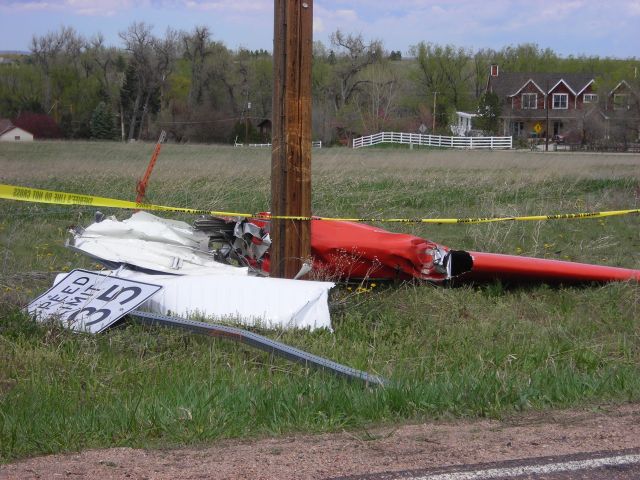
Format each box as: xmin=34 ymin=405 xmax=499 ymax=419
xmin=1 ymin=141 xmax=639 ymax=462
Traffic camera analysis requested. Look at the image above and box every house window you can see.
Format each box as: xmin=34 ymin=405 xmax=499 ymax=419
xmin=511 ymin=121 xmax=525 ymax=137
xmin=613 ymin=94 xmax=629 ymax=110
xmin=553 ymin=93 xmax=568 ymax=109
xmin=522 ymin=93 xmax=537 ymax=109
xmin=14 ymin=135 xmax=20 ymax=141
xmin=583 ymin=94 xmax=598 ymax=103
xmin=553 ymin=121 xmax=563 ymax=136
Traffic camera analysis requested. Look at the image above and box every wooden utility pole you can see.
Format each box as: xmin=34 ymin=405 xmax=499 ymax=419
xmin=270 ymin=0 xmax=313 ymax=278
xmin=545 ymin=80 xmax=550 ymax=152
xmin=432 ymin=91 xmax=438 ymax=132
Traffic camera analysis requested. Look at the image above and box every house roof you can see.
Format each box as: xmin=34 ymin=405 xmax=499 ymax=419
xmin=0 ymin=119 xmax=36 ymax=137
xmin=548 ymin=79 xmax=578 ymax=96
xmin=576 ymin=79 xmax=595 ymax=96
xmin=509 ymin=79 xmax=545 ymax=97
xmin=0 ymin=118 xmax=13 ymax=136
xmin=489 ymin=73 xmax=595 ymax=98
xmin=609 ymin=79 xmax=639 ymax=96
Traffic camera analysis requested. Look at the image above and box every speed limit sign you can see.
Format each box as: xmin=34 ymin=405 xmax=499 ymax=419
xmin=27 ymin=269 xmax=162 ymax=333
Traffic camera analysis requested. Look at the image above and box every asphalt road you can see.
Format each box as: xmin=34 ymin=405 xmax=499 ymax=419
xmin=330 ymin=448 xmax=640 ymax=480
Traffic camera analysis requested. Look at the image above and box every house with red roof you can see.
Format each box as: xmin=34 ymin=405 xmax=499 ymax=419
xmin=0 ymin=119 xmax=34 ymax=142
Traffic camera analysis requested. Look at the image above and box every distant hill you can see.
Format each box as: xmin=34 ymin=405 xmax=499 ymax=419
xmin=0 ymin=50 xmax=30 ymax=55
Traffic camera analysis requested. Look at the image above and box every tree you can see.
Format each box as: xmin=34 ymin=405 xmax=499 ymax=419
xmin=90 ymin=101 xmax=117 ymax=139
xmin=86 ymin=35 xmax=124 ymax=104
xmin=249 ymin=56 xmax=273 ymax=119
xmin=0 ymin=61 xmax=43 ymax=118
xmin=311 ymin=43 xmax=335 ymax=142
xmin=202 ymin=42 xmax=242 ymax=115
xmin=119 ymin=23 xmax=177 ymax=140
xmin=475 ymin=92 xmax=501 ymax=135
xmin=329 ymin=30 xmax=383 ymax=112
xmin=182 ymin=26 xmax=211 ymax=108
xmin=311 ymin=31 xmax=385 ymax=141
xmin=496 ymin=43 xmax=560 ymax=73
xmin=356 ymin=61 xmax=400 ymax=134
xmin=410 ymin=42 xmax=474 ymax=129
xmin=8 ymin=27 xmax=638 ymax=145
xmin=471 ymin=48 xmax=497 ymax=99
xmin=30 ymin=26 xmax=85 ymax=111
xmin=119 ymin=22 xmax=156 ymax=140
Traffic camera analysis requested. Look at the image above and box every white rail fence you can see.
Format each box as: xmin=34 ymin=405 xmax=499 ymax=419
xmin=352 ymin=132 xmax=512 ymax=150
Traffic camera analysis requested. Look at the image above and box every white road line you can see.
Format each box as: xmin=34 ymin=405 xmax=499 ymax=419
xmin=410 ymin=453 xmax=640 ymax=480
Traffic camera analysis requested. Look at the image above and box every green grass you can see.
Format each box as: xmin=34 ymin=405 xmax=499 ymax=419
xmin=1 ymin=141 xmax=640 ymax=462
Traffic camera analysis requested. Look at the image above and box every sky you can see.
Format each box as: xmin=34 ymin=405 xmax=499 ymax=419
xmin=0 ymin=0 xmax=639 ymax=58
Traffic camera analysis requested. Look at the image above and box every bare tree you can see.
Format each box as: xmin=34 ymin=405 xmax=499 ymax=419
xmin=203 ymin=42 xmax=243 ymax=115
xmin=86 ymin=34 xmax=124 ymax=101
xmin=330 ymin=30 xmax=383 ymax=112
xmin=139 ymin=28 xmax=178 ymax=138
xmin=30 ymin=26 xmax=83 ymax=110
xmin=356 ymin=61 xmax=399 ymax=134
xmin=119 ymin=22 xmax=154 ymax=140
xmin=119 ymin=23 xmax=176 ymax=140
xmin=182 ymin=26 xmax=211 ymax=107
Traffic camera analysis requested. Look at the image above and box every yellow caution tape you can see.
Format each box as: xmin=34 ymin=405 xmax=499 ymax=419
xmin=1 ymin=183 xmax=639 ymax=225
xmin=0 ymin=183 xmax=252 ymax=217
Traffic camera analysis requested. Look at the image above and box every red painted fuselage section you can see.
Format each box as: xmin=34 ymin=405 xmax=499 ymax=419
xmin=465 ymin=251 xmax=640 ymax=284
xmin=251 ymin=216 xmax=640 ymax=284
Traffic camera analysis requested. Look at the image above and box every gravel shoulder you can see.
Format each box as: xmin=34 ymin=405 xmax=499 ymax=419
xmin=3 ymin=403 xmax=640 ymax=479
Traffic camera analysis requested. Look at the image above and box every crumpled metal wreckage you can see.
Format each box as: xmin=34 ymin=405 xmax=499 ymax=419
xmin=66 ymin=212 xmax=334 ymax=330
xmin=66 ymin=212 xmax=640 ymax=331
xmin=69 ymin=211 xmax=640 ymax=286
xmin=194 ymin=213 xmax=640 ymax=285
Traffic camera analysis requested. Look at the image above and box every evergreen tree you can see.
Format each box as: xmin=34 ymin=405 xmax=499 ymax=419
xmin=90 ymin=101 xmax=117 ymax=139
xmin=475 ymin=92 xmax=501 ymax=135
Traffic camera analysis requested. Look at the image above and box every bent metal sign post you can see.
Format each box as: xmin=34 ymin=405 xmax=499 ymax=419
xmin=27 ymin=269 xmax=162 ymax=333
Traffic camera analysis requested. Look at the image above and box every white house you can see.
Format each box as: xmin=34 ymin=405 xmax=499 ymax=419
xmin=0 ymin=119 xmax=34 ymax=142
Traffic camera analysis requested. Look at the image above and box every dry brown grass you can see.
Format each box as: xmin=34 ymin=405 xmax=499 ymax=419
xmin=2 ymin=141 xmax=639 ymax=183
